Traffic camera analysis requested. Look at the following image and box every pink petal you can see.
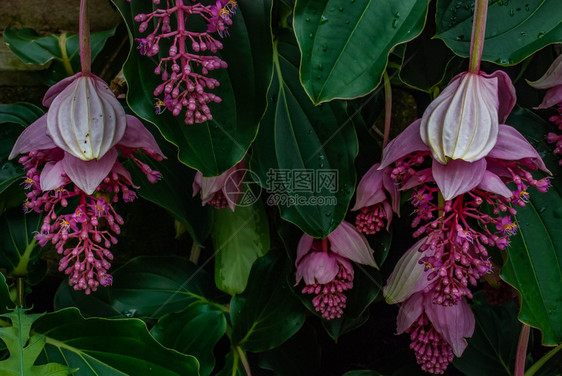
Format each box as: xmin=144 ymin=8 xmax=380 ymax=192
xmin=9 ymin=115 xmax=57 ymax=159
xmin=296 ymin=251 xmax=340 ymax=285
xmin=477 ymin=171 xmax=512 ymax=198
xmin=432 ymin=159 xmax=487 ymax=200
xmin=42 ymin=73 xmax=81 ymax=107
xmin=382 ymin=170 xmax=400 ymax=215
xmin=482 ymin=70 xmax=516 ymax=122
xmin=535 ymin=85 xmax=562 ymax=109
xmin=396 ymin=292 xmax=425 ymax=334
xmin=222 ymin=162 xmax=245 ymax=212
xmin=112 ymin=161 xmax=139 ymax=188
xmin=425 ymin=297 xmax=475 ymax=357
xmin=328 ymin=221 xmax=377 ymax=267
xmin=119 ymin=115 xmax=165 ymax=160
xmin=400 ymin=168 xmax=434 ymax=191
xmin=380 ymin=119 xmax=429 ymax=169
xmin=383 ymin=238 xmax=433 ymax=304
xmin=351 ymin=163 xmax=385 ymax=211
xmin=527 ymin=54 xmax=562 ymax=90
xmin=296 ymin=234 xmax=314 ymax=265
xmin=488 ymin=124 xmax=550 ymax=173
xmin=192 ymin=171 xmax=202 ymax=197
xmin=62 ymin=148 xmax=117 ymax=195
xmin=39 ymin=161 xmax=66 ymax=191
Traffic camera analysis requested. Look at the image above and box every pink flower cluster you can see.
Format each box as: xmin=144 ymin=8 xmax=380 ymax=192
xmin=295 ymin=221 xmax=376 ymax=320
xmin=10 ymin=74 xmax=164 ymax=294
xmin=130 ymin=0 xmax=237 ymax=124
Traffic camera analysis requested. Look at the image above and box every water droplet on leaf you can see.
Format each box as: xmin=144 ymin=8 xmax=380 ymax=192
xmin=320 ymin=15 xmax=329 ymax=24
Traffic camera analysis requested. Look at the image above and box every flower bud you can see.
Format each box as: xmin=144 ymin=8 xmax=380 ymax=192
xmin=47 ymin=75 xmax=126 ymax=161
xmin=420 ymin=72 xmax=500 ymax=164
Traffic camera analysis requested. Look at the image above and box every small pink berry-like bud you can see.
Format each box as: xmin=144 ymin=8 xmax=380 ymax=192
xmin=192 ymin=42 xmax=200 ymax=52
xmin=200 ymin=42 xmax=207 ymax=51
xmin=150 ymin=44 xmax=159 ymax=56
xmin=134 ymin=14 xmax=147 ymax=22
xmin=139 ymin=22 xmax=149 ymax=33
xmin=172 ymin=63 xmax=180 ymax=72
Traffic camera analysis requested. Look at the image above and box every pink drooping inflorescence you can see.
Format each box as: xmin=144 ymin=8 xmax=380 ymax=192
xmin=129 ymin=0 xmax=237 ymax=124
xmin=546 ymin=104 xmax=562 ymax=164
xmin=295 ymin=221 xmax=377 ymax=320
xmin=15 ymin=126 xmax=163 ymax=294
xmin=387 ymin=146 xmax=549 ymax=306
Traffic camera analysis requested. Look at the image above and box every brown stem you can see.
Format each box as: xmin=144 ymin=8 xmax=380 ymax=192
xmin=79 ymin=0 xmax=91 ymax=75
xmin=468 ymin=0 xmax=489 ymax=73
xmin=515 ymin=324 xmax=531 ymax=376
xmin=16 ymin=277 xmax=25 ymax=308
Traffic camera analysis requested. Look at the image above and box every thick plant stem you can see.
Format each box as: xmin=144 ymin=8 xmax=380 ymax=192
xmin=382 ymin=71 xmax=392 ymax=152
xmin=515 ymin=324 xmax=531 ymax=376
xmin=525 ymin=343 xmax=562 ymax=376
xmin=468 ymin=0 xmax=489 ymax=73
xmin=79 ymin=0 xmax=91 ymax=75
xmin=236 ymin=346 xmax=252 ymax=376
xmin=16 ymin=277 xmax=25 ymax=308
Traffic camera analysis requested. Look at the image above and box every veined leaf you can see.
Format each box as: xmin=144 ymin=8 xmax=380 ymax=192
xmin=4 ymin=27 xmax=116 ymax=85
xmin=293 ymin=0 xmax=429 ymax=104
xmin=500 ymin=108 xmax=562 ymax=345
xmin=250 ymin=31 xmax=358 ymax=237
xmin=33 ymin=308 xmax=200 ymax=375
xmin=436 ymin=0 xmax=562 ymax=66
xmin=212 ymin=201 xmax=270 ymax=295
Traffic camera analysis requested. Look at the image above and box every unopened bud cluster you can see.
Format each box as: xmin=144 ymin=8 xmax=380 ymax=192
xmin=129 ymin=0 xmax=237 ymax=124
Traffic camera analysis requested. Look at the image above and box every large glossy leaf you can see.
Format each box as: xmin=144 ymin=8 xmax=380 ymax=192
xmin=212 ymin=201 xmax=270 ymax=295
xmin=0 ymin=103 xmax=43 ymax=128
xmin=0 ymin=209 xmax=46 ymax=285
xmin=435 ymin=0 xmax=562 ymax=66
xmin=230 ymin=249 xmax=306 ymax=352
xmin=500 ymin=108 xmax=562 ymax=345
xmin=250 ymin=32 xmax=358 ymax=237
xmin=0 ymin=309 xmax=73 ymax=376
xmin=33 ymin=308 xmax=200 ymax=375
xmin=453 ymin=295 xmax=520 ymax=376
xmin=293 ymin=0 xmax=429 ymax=104
xmin=55 ymin=256 xmax=220 ymax=319
xmin=151 ymin=302 xmax=227 ymax=376
xmin=4 ymin=28 xmax=116 ymax=85
xmin=126 ymin=117 xmax=211 ymax=245
xmin=112 ymin=0 xmax=272 ymax=176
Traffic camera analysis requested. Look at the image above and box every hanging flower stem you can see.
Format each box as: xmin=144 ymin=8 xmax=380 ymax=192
xmin=515 ymin=324 xmax=531 ymax=376
xmin=79 ymin=0 xmax=91 ymax=75
xmin=382 ymin=71 xmax=392 ymax=152
xmin=468 ymin=0 xmax=489 ymax=73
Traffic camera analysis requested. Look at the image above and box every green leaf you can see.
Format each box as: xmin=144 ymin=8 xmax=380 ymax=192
xmin=55 ymin=256 xmax=220 ymax=319
xmin=0 ymin=209 xmax=46 ymax=284
xmin=212 ymin=201 xmax=270 ymax=295
xmin=0 ymin=103 xmax=44 ymax=128
xmin=33 ymin=307 xmax=200 ymax=375
xmin=258 ymin=323 xmax=321 ymax=376
xmin=230 ymin=249 xmax=306 ymax=352
xmin=435 ymin=0 xmax=562 ymax=66
xmin=321 ymin=265 xmax=381 ymax=340
xmin=151 ymin=302 xmax=227 ymax=376
xmin=0 ymin=273 xmax=15 ymax=314
xmin=250 ymin=32 xmax=358 ymax=237
xmin=4 ymin=27 xmax=116 ymax=85
xmin=126 ymin=118 xmax=211 ymax=245
xmin=293 ymin=0 xmax=429 ymax=104
xmin=499 ymin=108 xmax=562 ymax=345
xmin=399 ymin=23 xmax=457 ymax=92
xmin=453 ymin=295 xmax=520 ymax=376
xmin=112 ymin=0 xmax=273 ymax=176
xmin=0 ymin=309 xmax=73 ymax=375
xmin=215 ymin=349 xmax=247 ymax=376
